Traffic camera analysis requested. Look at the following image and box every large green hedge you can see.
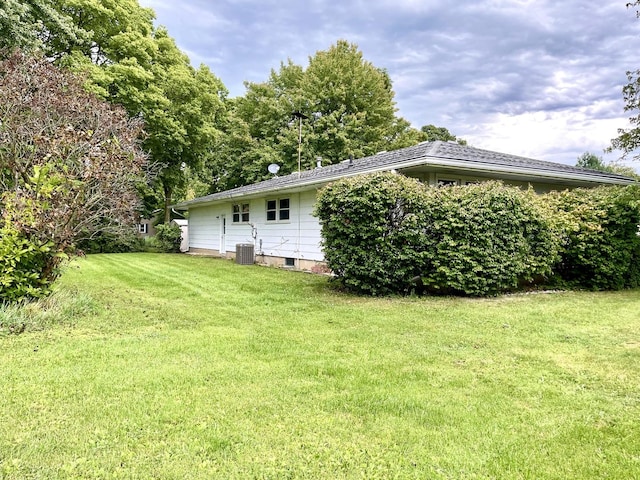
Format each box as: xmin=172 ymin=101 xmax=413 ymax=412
xmin=314 ymin=174 xmax=431 ymax=295
xmin=546 ymin=185 xmax=640 ymax=290
xmin=315 ymin=174 xmax=560 ymax=296
xmin=315 ymin=173 xmax=640 ymax=296
xmin=419 ymin=181 xmax=559 ymax=296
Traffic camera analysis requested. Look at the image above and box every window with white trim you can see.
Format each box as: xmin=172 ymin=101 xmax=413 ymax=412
xmin=138 ymin=223 xmax=148 ymax=234
xmin=266 ymin=198 xmax=290 ymax=221
xmin=232 ymin=203 xmax=250 ymax=223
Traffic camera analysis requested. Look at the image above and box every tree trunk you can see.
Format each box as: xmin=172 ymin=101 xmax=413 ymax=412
xmin=163 ymin=185 xmax=173 ymax=224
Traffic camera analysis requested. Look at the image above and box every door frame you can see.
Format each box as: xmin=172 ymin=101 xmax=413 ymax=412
xmin=219 ymin=214 xmax=226 ymax=255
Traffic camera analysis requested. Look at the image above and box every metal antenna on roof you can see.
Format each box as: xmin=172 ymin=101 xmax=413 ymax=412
xmin=292 ymin=111 xmax=308 ymax=177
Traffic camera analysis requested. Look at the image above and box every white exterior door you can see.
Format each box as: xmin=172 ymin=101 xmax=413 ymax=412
xmin=220 ymin=214 xmax=226 ymax=254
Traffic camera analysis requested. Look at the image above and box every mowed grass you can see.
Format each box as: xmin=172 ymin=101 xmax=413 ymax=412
xmin=1 ymin=253 xmax=639 ymax=479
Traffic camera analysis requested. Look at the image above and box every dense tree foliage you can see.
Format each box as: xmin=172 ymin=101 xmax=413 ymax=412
xmin=302 ymin=42 xmax=398 ymax=162
xmin=421 ymin=125 xmax=466 ymax=144
xmin=576 ymin=152 xmax=638 ymax=177
xmin=1 ymin=2 xmax=465 ymax=208
xmin=223 ymin=41 xmax=400 ymax=187
xmin=1 ymin=0 xmax=228 ymax=221
xmin=610 ymin=1 xmax=640 ymax=159
xmin=0 ymin=52 xmax=147 ymax=300
xmin=211 ymin=41 xmax=463 ymax=191
xmin=0 ymin=0 xmax=88 ymax=53
xmin=576 ymin=152 xmax=610 ymax=171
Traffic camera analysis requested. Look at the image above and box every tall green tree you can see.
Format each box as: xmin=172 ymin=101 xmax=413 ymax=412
xmin=610 ymin=0 xmax=640 ymax=159
xmin=302 ymin=41 xmax=398 ymax=162
xmin=228 ymin=60 xmax=310 ymax=184
xmin=417 ymin=124 xmax=467 ymax=144
xmin=2 ymin=0 xmax=228 ymax=222
xmin=0 ymin=0 xmax=88 ymax=53
xmin=576 ymin=152 xmax=609 ymax=171
xmin=215 ymin=40 xmax=464 ymax=191
xmin=223 ymin=41 xmax=404 ymax=185
xmin=52 ymin=1 xmax=228 ymax=221
xmin=576 ymin=151 xmax=638 ymax=177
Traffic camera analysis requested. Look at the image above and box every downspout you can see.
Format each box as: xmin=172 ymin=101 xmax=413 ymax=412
xmin=171 ymin=208 xmax=186 ymax=218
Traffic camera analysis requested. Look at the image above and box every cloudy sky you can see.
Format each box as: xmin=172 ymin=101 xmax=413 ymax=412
xmin=138 ymin=0 xmax=639 ymax=169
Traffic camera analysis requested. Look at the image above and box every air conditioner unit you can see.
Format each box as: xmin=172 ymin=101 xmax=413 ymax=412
xmin=235 ymin=243 xmax=254 ymax=265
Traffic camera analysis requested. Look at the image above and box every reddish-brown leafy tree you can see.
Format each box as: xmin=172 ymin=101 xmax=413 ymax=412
xmin=0 ymin=51 xmax=147 ymax=299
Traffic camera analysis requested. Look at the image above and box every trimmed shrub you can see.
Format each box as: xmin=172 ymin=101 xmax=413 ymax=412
xmin=546 ymin=185 xmax=640 ymax=290
xmin=315 ymin=174 xmax=559 ymax=296
xmin=419 ymin=182 xmax=560 ymax=296
xmin=315 ymin=173 xmax=431 ymax=295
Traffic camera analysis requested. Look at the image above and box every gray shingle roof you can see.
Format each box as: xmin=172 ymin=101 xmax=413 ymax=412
xmin=174 ymin=141 xmax=635 ymax=208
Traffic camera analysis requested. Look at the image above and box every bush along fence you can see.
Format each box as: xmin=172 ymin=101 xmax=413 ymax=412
xmin=315 ymin=173 xmax=640 ymax=296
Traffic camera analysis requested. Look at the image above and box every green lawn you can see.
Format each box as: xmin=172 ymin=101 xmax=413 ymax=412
xmin=1 ymin=253 xmax=639 ymax=479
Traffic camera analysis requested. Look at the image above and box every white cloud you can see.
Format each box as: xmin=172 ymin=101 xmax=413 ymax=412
xmin=462 ymin=107 xmax=625 ymax=165
xmin=137 ymin=0 xmax=639 ymax=171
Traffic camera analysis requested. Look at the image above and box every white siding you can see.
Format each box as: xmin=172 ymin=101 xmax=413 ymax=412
xmin=297 ymin=189 xmax=324 ymax=260
xmin=252 ymin=190 xmax=324 ymax=261
xmin=186 ymin=189 xmax=324 ymax=262
xmin=188 ymin=204 xmax=222 ymax=251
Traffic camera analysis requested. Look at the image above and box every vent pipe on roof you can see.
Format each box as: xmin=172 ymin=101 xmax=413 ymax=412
xmin=349 ymin=155 xmax=353 ymax=167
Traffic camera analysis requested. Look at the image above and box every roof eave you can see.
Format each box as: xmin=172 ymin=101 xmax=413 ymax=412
xmin=172 ymin=157 xmax=635 ymax=210
xmin=423 ymin=158 xmax=636 ymax=185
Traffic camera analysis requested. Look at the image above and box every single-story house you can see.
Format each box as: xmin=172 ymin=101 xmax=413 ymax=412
xmin=173 ymin=141 xmax=635 ymax=269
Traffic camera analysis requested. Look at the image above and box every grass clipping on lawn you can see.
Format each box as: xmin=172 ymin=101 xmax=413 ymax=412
xmin=1 ymin=253 xmax=639 ymax=479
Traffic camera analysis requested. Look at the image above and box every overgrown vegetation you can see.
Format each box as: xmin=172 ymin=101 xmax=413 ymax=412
xmin=148 ymin=223 xmax=183 ymax=253
xmin=316 ymin=173 xmax=640 ymax=296
xmin=0 ymin=52 xmax=147 ymax=302
xmin=75 ymin=229 xmax=146 ymax=254
xmin=0 ymin=288 xmax=97 ymax=336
